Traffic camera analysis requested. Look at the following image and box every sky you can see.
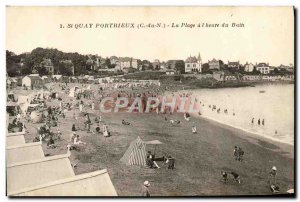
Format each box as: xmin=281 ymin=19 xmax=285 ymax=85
xmin=6 ymin=6 xmax=294 ymax=66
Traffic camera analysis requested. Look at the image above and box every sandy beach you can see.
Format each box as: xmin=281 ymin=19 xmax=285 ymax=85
xmin=15 ymin=83 xmax=294 ymax=196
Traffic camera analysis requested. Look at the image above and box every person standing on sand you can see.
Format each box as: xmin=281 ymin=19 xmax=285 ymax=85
xmin=79 ymin=103 xmax=83 ymax=112
xmin=142 ymin=181 xmax=151 ymax=197
xmin=262 ymin=119 xmax=265 ymax=126
xmin=269 ymin=166 xmax=277 ymax=183
xmin=251 ymin=118 xmax=254 ymax=124
xmin=192 ymin=125 xmax=197 ymax=134
xmin=258 ymin=119 xmax=261 ymax=125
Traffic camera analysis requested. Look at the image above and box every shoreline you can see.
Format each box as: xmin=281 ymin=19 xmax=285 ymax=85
xmin=198 ymin=114 xmax=293 ymax=146
xmin=196 ymin=114 xmax=294 ymax=158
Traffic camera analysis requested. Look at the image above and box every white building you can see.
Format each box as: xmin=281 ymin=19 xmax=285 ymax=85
xmin=118 ymin=57 xmax=138 ymax=71
xmin=185 ymin=53 xmax=202 ymax=73
xmin=22 ymin=75 xmax=43 ymax=87
xmin=256 ymin=63 xmax=270 ymax=74
xmin=244 ymin=62 xmax=255 ymax=72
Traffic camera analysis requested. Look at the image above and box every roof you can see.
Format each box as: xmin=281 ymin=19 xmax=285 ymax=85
xmin=7 ymin=142 xmax=44 ymax=164
xmin=6 ymin=133 xmax=25 ymax=147
xmin=228 ymin=61 xmax=240 ymax=65
xmin=11 ymin=169 xmax=118 ymax=196
xmin=110 ymin=56 xmax=118 ymax=60
xmin=119 ymin=57 xmax=132 ymax=62
xmin=25 ymin=75 xmax=42 ymax=80
xmin=185 ymin=56 xmax=198 ymax=63
xmin=257 ymin=63 xmax=269 ymax=67
xmin=209 ymin=58 xmax=219 ymax=63
xmin=7 ymin=153 xmax=74 ymax=194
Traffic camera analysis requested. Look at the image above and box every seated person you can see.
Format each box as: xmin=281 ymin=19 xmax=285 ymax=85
xmin=165 ymin=155 xmax=175 ymax=169
xmin=47 ymin=136 xmax=56 ymax=148
xmin=146 ymin=151 xmax=160 ymax=169
xmin=270 ymin=184 xmax=280 ymax=193
xmin=230 ymin=172 xmax=241 ymax=184
xmin=122 ymin=120 xmax=131 ymax=125
xmin=72 ymin=124 xmax=77 ymax=131
xmin=74 ymin=135 xmax=86 ymax=145
xmin=221 ymin=171 xmax=228 ymax=183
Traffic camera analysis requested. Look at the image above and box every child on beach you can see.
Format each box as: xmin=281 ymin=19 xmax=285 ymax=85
xmin=221 ymin=171 xmax=228 ymax=183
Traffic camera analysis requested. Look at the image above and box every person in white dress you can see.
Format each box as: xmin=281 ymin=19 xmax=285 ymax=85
xmin=103 ymin=123 xmax=109 ymax=137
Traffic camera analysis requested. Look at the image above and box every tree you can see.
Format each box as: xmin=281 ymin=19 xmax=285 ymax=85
xmin=202 ymin=63 xmax=210 ymax=73
xmin=252 ymin=67 xmax=260 ymax=74
xmin=142 ymin=60 xmax=153 ymax=70
xmin=58 ymin=62 xmax=73 ymax=76
xmin=6 ymin=50 xmax=22 ymax=76
xmin=174 ymin=60 xmax=185 ymax=74
xmin=20 ymin=65 xmax=31 ymax=75
xmin=37 ymin=66 xmax=48 ymax=75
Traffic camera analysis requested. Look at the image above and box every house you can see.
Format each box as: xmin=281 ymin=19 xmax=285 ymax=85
xmin=40 ymin=58 xmax=54 ymax=75
xmin=131 ymin=59 xmax=138 ymax=69
xmin=244 ymin=62 xmax=255 ymax=72
xmin=118 ymin=57 xmax=138 ymax=71
xmin=278 ymin=64 xmax=294 ymax=73
xmin=86 ymin=56 xmax=99 ymax=71
xmin=256 ymin=63 xmax=270 ymax=74
xmin=227 ymin=61 xmax=240 ymax=70
xmin=185 ymin=53 xmax=202 ymax=73
xmin=152 ymin=59 xmax=160 ymax=70
xmin=208 ymin=59 xmax=220 ymax=70
xmin=22 ymin=74 xmax=43 ymax=88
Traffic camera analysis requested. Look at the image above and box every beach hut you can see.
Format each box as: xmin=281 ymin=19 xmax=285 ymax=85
xmin=6 ymin=132 xmax=26 ymax=147
xmin=11 ymin=169 xmax=118 ymax=196
xmin=22 ymin=75 xmax=43 ymax=88
xmin=7 ymin=153 xmax=75 ymax=194
xmin=7 ymin=142 xmax=44 ymax=165
xmin=120 ymin=136 xmax=147 ymax=166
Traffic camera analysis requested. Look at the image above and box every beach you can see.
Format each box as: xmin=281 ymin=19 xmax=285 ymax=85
xmin=16 ymin=83 xmax=294 ymax=196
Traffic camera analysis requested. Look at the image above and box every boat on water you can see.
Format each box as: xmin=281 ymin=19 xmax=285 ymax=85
xmin=259 ymin=90 xmax=266 ymax=93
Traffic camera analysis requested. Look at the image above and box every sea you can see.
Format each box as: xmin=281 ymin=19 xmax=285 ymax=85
xmin=190 ymin=84 xmax=294 ymax=145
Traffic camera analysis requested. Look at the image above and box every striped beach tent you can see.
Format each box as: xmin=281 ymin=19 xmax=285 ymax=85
xmin=120 ymin=136 xmax=147 ymax=166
